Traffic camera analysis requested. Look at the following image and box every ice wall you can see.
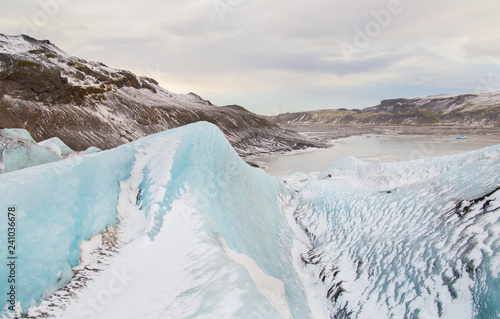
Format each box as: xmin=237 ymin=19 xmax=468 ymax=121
xmin=0 ymin=122 xmax=310 ymax=318
xmin=136 ymin=121 xmax=310 ymax=317
xmin=0 ymin=129 xmax=62 ymax=173
xmin=0 ymin=129 xmax=36 ymax=143
xmin=0 ymin=144 xmax=135 ymax=313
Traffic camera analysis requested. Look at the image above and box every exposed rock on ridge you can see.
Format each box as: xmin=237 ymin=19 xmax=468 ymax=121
xmin=271 ymin=92 xmax=500 ymax=126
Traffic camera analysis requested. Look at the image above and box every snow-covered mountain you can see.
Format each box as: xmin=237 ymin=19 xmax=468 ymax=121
xmin=0 ymin=34 xmax=321 ymax=156
xmin=271 ymin=92 xmax=500 ymax=126
xmin=1 ymin=122 xmax=499 ymax=318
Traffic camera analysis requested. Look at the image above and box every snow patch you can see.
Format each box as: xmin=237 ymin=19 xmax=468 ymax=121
xmin=218 ymin=234 xmax=292 ymax=319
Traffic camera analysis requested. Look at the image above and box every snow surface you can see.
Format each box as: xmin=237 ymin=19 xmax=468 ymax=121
xmin=81 ymin=146 xmax=101 ymax=155
xmin=319 ymin=145 xmax=500 ymax=190
xmin=38 ymin=137 xmax=74 ymax=157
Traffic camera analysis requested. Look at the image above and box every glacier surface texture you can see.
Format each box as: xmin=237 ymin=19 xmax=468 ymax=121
xmin=292 ymin=147 xmax=500 ymax=318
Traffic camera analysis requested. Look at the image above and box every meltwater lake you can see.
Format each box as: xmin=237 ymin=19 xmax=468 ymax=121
xmin=252 ymin=134 xmax=500 ymax=176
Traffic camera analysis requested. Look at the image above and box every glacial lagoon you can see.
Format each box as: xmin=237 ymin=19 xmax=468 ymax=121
xmin=252 ymin=134 xmax=500 ymax=176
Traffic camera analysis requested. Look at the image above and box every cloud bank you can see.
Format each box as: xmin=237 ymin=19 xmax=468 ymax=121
xmin=1 ymin=0 xmax=499 ymax=114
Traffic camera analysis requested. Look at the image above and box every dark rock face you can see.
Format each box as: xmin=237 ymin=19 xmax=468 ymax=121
xmin=0 ymin=34 xmax=323 ymax=156
xmin=271 ymin=93 xmax=500 ymax=126
xmin=0 ymin=57 xmax=66 ymax=94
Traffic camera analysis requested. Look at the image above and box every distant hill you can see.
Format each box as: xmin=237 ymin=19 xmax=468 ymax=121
xmin=271 ymin=92 xmax=500 ymax=126
xmin=0 ymin=34 xmax=322 ymax=156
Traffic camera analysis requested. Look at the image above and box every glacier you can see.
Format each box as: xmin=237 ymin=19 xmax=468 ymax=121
xmin=0 ymin=121 xmax=499 ymax=318
xmin=0 ymin=129 xmax=63 ymax=173
xmin=292 ymin=145 xmax=500 ymax=318
xmin=0 ymin=122 xmax=309 ymax=318
xmin=37 ymin=137 xmax=75 ymax=158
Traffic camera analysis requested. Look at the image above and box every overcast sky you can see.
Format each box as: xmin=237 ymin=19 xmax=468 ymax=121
xmin=1 ymin=0 xmax=500 ymax=114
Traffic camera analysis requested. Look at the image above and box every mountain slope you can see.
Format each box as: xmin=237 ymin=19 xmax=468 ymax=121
xmin=0 ymin=34 xmax=321 ymax=156
xmin=271 ymin=92 xmax=500 ymax=126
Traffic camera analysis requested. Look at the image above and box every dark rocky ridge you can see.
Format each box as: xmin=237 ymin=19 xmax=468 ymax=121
xmin=0 ymin=34 xmax=323 ymax=156
xmin=271 ymin=92 xmax=500 ymax=126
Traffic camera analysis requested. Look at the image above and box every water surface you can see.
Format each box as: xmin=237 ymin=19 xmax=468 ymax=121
xmin=252 ymin=134 xmax=500 ymax=176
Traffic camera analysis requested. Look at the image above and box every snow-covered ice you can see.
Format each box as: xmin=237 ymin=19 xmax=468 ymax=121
xmin=0 ymin=122 xmax=309 ymax=318
xmin=293 ymin=144 xmax=500 ymax=318
xmin=38 ymin=137 xmax=75 ymax=158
